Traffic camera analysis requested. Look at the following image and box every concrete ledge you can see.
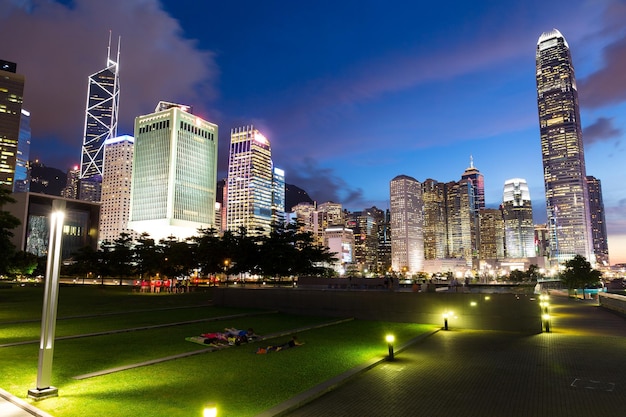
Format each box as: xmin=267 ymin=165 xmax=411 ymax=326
xmin=0 ymin=387 xmax=54 ymax=417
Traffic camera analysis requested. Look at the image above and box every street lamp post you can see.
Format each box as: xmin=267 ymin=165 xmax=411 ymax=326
xmin=385 ymin=334 xmax=395 ymax=361
xmin=28 ymin=200 xmax=65 ymax=400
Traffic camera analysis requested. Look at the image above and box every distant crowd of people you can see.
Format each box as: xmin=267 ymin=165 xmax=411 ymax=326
xmin=137 ymin=278 xmax=193 ymax=293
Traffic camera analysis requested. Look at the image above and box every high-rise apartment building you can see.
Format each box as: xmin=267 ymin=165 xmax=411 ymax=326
xmin=536 ymin=29 xmax=593 ymax=263
xmin=390 ymin=175 xmax=424 ymax=274
xmin=0 ymin=59 xmax=24 ymax=191
xmin=80 ymin=36 xmax=120 ymax=202
xmin=502 ymin=178 xmax=535 ymax=258
xmin=99 ymin=135 xmax=135 ymax=243
xmin=14 ymin=109 xmax=31 ymax=192
xmin=226 ymin=126 xmax=274 ymax=235
xmin=586 ymin=176 xmax=609 ymax=266
xmin=128 ymin=102 xmax=218 ymax=241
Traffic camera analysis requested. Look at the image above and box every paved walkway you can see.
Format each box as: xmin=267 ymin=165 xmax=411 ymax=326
xmin=272 ymin=293 xmax=626 ymax=417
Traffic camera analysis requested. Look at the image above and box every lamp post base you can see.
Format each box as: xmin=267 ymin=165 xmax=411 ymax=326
xmin=27 ymin=387 xmax=58 ymax=401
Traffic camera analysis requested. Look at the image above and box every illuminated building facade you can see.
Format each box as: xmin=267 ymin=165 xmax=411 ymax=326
xmin=536 ymin=29 xmax=593 ymax=263
xmin=272 ymin=167 xmax=286 ymax=226
xmin=461 ymin=156 xmax=484 ymax=211
xmin=0 ymin=59 xmax=24 ymax=191
xmin=99 ymin=135 xmax=135 ymax=243
xmin=390 ymin=175 xmax=424 ymax=274
xmin=586 ymin=176 xmax=609 ymax=266
xmin=14 ymin=109 xmax=31 ymax=192
xmin=129 ymin=102 xmax=218 ymax=241
xmin=226 ymin=126 xmax=274 ymax=235
xmin=323 ymin=226 xmax=355 ymax=274
xmin=80 ymin=36 xmax=120 ymax=202
xmin=61 ymin=167 xmax=80 ymax=199
xmin=422 ymin=179 xmax=448 ymax=259
xmin=479 ymin=208 xmax=505 ymax=260
xmin=502 ymin=178 xmax=535 ymax=258
xmin=445 ymin=178 xmax=476 ymax=265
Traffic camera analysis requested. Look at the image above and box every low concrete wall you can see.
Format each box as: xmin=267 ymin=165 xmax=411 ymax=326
xmin=599 ymin=292 xmax=626 ymax=316
xmin=211 ymin=288 xmax=542 ymax=334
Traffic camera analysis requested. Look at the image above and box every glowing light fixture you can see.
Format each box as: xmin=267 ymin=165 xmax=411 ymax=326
xmin=385 ymin=334 xmax=395 ymax=361
xmin=203 ymin=403 xmax=218 ymax=417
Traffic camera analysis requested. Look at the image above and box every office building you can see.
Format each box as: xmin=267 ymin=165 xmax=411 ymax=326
xmin=7 ymin=193 xmax=100 ymax=259
xmin=586 ymin=176 xmax=609 ymax=266
xmin=99 ymin=135 xmax=135 ymax=243
xmin=61 ymin=166 xmax=80 ymax=199
xmin=272 ymin=167 xmax=286 ymax=226
xmin=323 ymin=226 xmax=355 ymax=274
xmin=479 ymin=208 xmax=505 ymax=260
xmin=502 ymin=178 xmax=535 ymax=258
xmin=128 ymin=102 xmax=218 ymax=241
xmin=0 ymin=59 xmax=24 ymax=191
xmin=445 ymin=178 xmax=476 ymax=265
xmin=461 ymin=156 xmax=484 ymax=211
xmin=536 ymin=29 xmax=593 ymax=263
xmin=14 ymin=109 xmax=31 ymax=192
xmin=226 ymin=125 xmax=274 ymax=235
xmin=422 ymin=179 xmax=448 ymax=260
xmin=390 ymin=175 xmax=424 ymax=274
xmin=79 ymin=36 xmax=120 ymax=202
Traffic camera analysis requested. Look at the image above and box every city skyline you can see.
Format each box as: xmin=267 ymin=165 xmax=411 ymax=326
xmin=1 ymin=0 xmax=625 ymax=263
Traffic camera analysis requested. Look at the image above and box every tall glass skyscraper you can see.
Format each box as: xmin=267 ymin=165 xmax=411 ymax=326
xmin=80 ymin=36 xmax=120 ymax=201
xmin=226 ymin=125 xmax=274 ymax=235
xmin=586 ymin=176 xmax=609 ymax=266
xmin=14 ymin=109 xmax=31 ymax=193
xmin=390 ymin=175 xmax=424 ymax=274
xmin=536 ymin=29 xmax=593 ymax=263
xmin=128 ymin=102 xmax=218 ymax=241
xmin=0 ymin=59 xmax=24 ymax=191
xmin=502 ymin=178 xmax=535 ymax=258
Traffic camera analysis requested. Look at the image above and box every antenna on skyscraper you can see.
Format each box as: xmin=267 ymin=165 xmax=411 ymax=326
xmin=107 ymin=30 xmax=112 ymax=66
xmin=469 ymin=155 xmax=474 ymax=169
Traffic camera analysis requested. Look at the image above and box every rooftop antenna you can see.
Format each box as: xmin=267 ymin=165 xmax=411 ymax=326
xmin=469 ymin=155 xmax=474 ymax=169
xmin=107 ymin=30 xmax=112 ymax=66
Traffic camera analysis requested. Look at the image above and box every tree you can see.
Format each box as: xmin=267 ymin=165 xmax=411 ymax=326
xmin=0 ymin=189 xmax=21 ymax=275
xmin=7 ymin=251 xmax=39 ymax=277
xmin=109 ymin=233 xmax=134 ymax=281
xmin=560 ymin=255 xmax=602 ymax=294
xmin=133 ymin=233 xmax=159 ymax=279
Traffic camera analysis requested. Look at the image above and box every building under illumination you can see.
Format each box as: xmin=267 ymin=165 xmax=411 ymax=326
xmin=79 ymin=36 xmax=121 ymax=202
xmin=226 ymin=126 xmax=274 ymax=235
xmin=99 ymin=135 xmax=135 ymax=244
xmin=536 ymin=29 xmax=593 ymax=263
xmin=390 ymin=175 xmax=424 ymax=274
xmin=502 ymin=178 xmax=535 ymax=258
xmin=14 ymin=109 xmax=31 ymax=192
xmin=0 ymin=59 xmax=24 ymax=191
xmin=586 ymin=176 xmax=609 ymax=266
xmin=128 ymin=102 xmax=218 ymax=241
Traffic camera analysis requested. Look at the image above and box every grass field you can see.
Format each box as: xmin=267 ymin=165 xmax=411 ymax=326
xmin=0 ymin=285 xmax=435 ymax=417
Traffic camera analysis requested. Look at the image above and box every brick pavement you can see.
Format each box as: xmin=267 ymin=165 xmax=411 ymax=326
xmin=274 ymin=294 xmax=626 ymax=417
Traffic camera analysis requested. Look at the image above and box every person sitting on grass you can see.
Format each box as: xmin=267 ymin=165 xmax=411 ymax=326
xmin=256 ymin=336 xmax=303 ymax=354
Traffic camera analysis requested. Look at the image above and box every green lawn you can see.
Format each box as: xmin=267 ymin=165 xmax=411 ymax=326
xmin=0 ymin=285 xmax=435 ymax=417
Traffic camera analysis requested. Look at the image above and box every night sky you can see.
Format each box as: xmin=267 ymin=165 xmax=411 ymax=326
xmin=2 ymin=0 xmax=625 ymax=263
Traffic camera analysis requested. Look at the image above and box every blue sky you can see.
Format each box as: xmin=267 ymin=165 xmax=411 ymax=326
xmin=2 ymin=0 xmax=625 ymax=263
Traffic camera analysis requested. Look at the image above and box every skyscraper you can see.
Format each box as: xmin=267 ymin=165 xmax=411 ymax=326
xmin=226 ymin=125 xmax=274 ymax=235
xmin=80 ymin=36 xmax=120 ymax=202
xmin=390 ymin=175 xmax=424 ymax=274
xmin=272 ymin=167 xmax=286 ymax=226
xmin=502 ymin=178 xmax=535 ymax=258
xmin=536 ymin=29 xmax=593 ymax=263
xmin=478 ymin=208 xmax=505 ymax=260
xmin=586 ymin=176 xmax=609 ymax=266
xmin=422 ymin=179 xmax=448 ymax=259
xmin=0 ymin=59 xmax=24 ymax=191
xmin=128 ymin=102 xmax=218 ymax=241
xmin=13 ymin=109 xmax=31 ymax=193
xmin=461 ymin=156 xmax=484 ymax=211
xmin=99 ymin=135 xmax=135 ymax=244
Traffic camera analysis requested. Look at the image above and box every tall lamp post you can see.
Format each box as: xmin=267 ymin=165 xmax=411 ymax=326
xmin=28 ymin=200 xmax=65 ymax=400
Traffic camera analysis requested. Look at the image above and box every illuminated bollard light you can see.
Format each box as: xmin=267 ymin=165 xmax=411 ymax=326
xmin=203 ymin=403 xmax=217 ymax=417
xmin=443 ymin=311 xmax=453 ymax=331
xmin=385 ymin=334 xmax=395 ymax=361
xmin=542 ymin=313 xmax=551 ymax=333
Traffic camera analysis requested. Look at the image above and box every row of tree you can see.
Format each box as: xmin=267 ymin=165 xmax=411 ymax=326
xmin=64 ymin=222 xmax=337 ymax=280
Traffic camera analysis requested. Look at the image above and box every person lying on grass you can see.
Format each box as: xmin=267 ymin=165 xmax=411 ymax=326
xmin=256 ymin=336 xmax=303 ymax=354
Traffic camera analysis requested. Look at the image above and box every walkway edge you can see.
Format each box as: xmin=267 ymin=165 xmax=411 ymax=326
xmin=255 ymin=328 xmax=441 ymax=417
xmin=0 ymin=387 xmax=54 ymax=417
